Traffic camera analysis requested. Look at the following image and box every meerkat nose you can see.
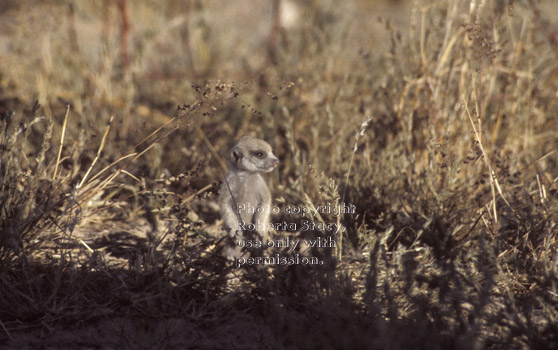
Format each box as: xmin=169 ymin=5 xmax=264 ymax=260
xmin=272 ymin=158 xmax=279 ymax=166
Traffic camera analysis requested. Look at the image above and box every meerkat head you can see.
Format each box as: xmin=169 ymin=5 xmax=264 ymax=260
xmin=229 ymin=136 xmax=279 ymax=173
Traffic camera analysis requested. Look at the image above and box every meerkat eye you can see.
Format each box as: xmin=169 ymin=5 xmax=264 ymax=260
xmin=253 ymin=151 xmax=265 ymax=158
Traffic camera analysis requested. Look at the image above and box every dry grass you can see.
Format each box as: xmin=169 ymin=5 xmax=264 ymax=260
xmin=1 ymin=0 xmax=558 ymax=349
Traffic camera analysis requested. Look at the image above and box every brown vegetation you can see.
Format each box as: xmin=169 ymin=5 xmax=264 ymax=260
xmin=0 ymin=0 xmax=557 ymax=349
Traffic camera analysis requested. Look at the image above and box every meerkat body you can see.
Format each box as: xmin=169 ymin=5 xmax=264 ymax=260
xmin=219 ymin=136 xmax=279 ymax=256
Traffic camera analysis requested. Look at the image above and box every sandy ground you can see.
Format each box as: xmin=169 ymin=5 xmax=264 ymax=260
xmin=2 ymin=315 xmax=284 ymax=350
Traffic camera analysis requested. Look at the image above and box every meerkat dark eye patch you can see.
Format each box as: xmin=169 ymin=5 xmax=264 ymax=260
xmin=253 ymin=151 xmax=265 ymax=158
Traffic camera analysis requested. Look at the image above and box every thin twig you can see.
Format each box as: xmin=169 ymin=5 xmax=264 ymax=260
xmin=77 ymin=116 xmax=113 ymax=189
xmin=53 ymin=105 xmax=70 ymax=180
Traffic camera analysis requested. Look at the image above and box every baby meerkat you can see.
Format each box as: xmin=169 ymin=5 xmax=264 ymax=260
xmin=219 ymin=136 xmax=279 ymax=255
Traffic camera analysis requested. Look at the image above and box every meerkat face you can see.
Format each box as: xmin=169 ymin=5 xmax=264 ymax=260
xmin=230 ymin=136 xmax=279 ymax=173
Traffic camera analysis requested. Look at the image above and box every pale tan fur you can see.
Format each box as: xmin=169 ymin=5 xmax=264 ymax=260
xmin=219 ymin=136 xmax=279 ymax=257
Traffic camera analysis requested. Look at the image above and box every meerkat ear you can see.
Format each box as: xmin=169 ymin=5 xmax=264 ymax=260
xmin=231 ymin=149 xmax=242 ymax=163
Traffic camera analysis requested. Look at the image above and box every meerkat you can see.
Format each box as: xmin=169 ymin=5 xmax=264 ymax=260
xmin=219 ymin=136 xmax=279 ymax=257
